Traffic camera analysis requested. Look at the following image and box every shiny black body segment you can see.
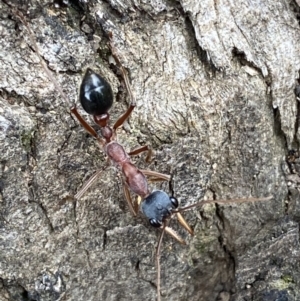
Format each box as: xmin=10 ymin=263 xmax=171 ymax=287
xmin=79 ymin=68 xmax=113 ymax=115
xmin=141 ymin=190 xmax=178 ymax=227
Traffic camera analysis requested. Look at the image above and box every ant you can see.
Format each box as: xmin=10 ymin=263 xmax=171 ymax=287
xmin=69 ymin=42 xmax=272 ymax=301
xmin=9 ymin=6 xmax=272 ymax=301
xmin=70 ymin=35 xmax=194 ymax=245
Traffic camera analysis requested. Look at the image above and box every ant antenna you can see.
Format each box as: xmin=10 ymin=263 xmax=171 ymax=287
xmin=172 ymin=196 xmax=273 ymax=214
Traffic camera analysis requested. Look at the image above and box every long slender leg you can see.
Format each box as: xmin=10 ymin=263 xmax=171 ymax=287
xmin=128 ymin=145 xmax=152 ymax=163
xmin=140 ymin=170 xmax=171 ymax=182
xmin=109 ymin=33 xmax=136 ymax=106
xmin=75 ymin=164 xmax=108 ymax=200
xmin=113 ymin=104 xmax=136 ymax=131
xmin=108 ymin=33 xmax=137 ymax=131
xmin=71 ymin=107 xmax=105 ymax=145
xmin=122 ymin=181 xmax=138 ymax=216
xmin=155 ymin=221 xmax=186 ymax=301
xmin=156 ymin=223 xmax=166 ymax=301
xmin=65 ymin=164 xmax=108 ymax=208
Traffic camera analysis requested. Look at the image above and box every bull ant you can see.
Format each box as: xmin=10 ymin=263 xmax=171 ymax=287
xmin=8 ymin=6 xmax=272 ymax=301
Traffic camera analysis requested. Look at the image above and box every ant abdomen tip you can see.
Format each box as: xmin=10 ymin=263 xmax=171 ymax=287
xmin=79 ymin=69 xmax=114 ymax=115
xmin=85 ymin=67 xmax=93 ymax=74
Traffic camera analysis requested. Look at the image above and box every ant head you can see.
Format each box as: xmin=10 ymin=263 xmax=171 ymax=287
xmin=79 ymin=68 xmax=113 ymax=116
xmin=141 ymin=190 xmax=178 ymax=228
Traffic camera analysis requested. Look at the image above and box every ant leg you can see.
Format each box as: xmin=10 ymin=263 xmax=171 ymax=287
xmin=128 ymin=145 xmax=152 ymax=163
xmin=113 ymin=103 xmax=136 ymax=131
xmin=108 ymin=34 xmax=137 ymax=131
xmin=140 ymin=170 xmax=171 ymax=182
xmin=109 ymin=33 xmax=135 ymax=105
xmin=156 ymin=223 xmax=166 ymax=301
xmin=71 ymin=107 xmax=105 ymax=145
xmin=122 ymin=181 xmax=139 ymax=216
xmin=75 ymin=170 xmax=103 ymax=200
xmin=75 ymin=164 xmax=108 ymax=200
xmin=155 ymin=221 xmax=186 ymax=300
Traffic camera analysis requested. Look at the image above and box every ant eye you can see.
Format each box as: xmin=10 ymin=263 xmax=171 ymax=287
xmin=149 ymin=219 xmax=162 ymax=228
xmin=170 ymin=197 xmax=178 ymax=208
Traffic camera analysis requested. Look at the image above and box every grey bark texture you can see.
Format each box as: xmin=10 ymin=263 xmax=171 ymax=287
xmin=0 ymin=0 xmax=299 ymax=300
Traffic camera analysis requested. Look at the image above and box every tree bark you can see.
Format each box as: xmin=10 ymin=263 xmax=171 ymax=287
xmin=0 ymin=0 xmax=299 ymax=300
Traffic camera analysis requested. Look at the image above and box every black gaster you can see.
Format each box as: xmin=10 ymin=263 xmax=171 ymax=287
xmin=80 ymin=68 xmax=113 ymax=115
xmin=141 ymin=190 xmax=177 ymax=227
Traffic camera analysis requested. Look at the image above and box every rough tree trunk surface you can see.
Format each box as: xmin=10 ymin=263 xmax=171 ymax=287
xmin=1 ymin=0 xmax=300 ymax=300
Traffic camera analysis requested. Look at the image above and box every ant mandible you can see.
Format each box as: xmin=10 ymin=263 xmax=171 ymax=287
xmin=70 ymin=35 xmax=193 ymax=245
